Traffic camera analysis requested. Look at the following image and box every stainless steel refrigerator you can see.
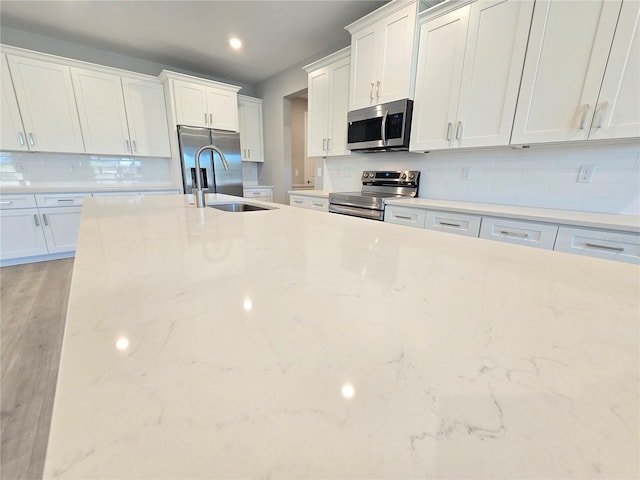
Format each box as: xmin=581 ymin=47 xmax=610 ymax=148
xmin=177 ymin=125 xmax=243 ymax=197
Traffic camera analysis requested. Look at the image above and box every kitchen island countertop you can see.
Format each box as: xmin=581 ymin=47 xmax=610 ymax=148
xmin=44 ymin=194 xmax=639 ymax=479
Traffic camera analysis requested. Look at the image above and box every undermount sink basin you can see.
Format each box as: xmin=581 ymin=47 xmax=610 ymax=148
xmin=207 ymin=202 xmax=275 ymax=212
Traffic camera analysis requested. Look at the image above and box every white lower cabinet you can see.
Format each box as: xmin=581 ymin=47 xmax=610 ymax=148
xmin=0 ymin=208 xmax=49 ymax=260
xmin=479 ymin=217 xmax=558 ymax=250
xmin=38 ymin=206 xmax=83 ymax=254
xmin=384 ymin=206 xmax=427 ymax=228
xmin=426 ymin=211 xmax=481 ymax=237
xmin=244 ymin=187 xmax=273 ymax=202
xmin=289 ymin=195 xmax=328 ymax=211
xmin=554 ymin=227 xmax=640 ymax=264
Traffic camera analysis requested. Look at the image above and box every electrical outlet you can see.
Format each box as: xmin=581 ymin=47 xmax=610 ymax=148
xmin=295 ymin=169 xmax=299 ymax=177
xmin=462 ymin=166 xmax=472 ymax=180
xmin=578 ymin=164 xmax=595 ymax=183
xmin=317 ymin=167 xmax=322 ymax=177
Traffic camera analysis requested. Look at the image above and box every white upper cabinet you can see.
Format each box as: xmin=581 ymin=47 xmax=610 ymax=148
xmin=238 ymin=95 xmax=264 ymax=162
xmin=71 ymin=67 xmax=130 ymax=155
xmin=1 ymin=54 xmax=28 ymax=152
xmin=72 ymin=67 xmax=171 ymax=157
xmin=121 ymin=77 xmax=171 ymax=157
xmin=346 ymin=1 xmax=419 ymax=111
xmin=304 ymin=47 xmax=351 ymax=157
xmin=169 ymin=75 xmax=240 ymax=132
xmin=589 ymin=0 xmax=640 ymax=140
xmin=511 ymin=0 xmax=623 ymax=144
xmin=411 ymin=0 xmax=534 ymax=152
xmin=6 ymin=54 xmax=85 ymax=153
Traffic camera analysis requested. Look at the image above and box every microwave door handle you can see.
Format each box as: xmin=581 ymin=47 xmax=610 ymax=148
xmin=381 ymin=110 xmax=389 ymax=146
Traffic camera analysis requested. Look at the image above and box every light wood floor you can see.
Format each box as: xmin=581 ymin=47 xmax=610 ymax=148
xmin=1 ymin=259 xmax=74 ymax=480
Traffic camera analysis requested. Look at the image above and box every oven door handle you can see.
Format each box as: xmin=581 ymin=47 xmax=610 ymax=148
xmin=381 ymin=110 xmax=389 ymax=146
xmin=329 ymin=203 xmax=383 ymax=220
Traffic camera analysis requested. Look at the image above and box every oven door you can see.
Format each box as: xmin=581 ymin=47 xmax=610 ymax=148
xmin=328 ymin=203 xmax=384 ymax=221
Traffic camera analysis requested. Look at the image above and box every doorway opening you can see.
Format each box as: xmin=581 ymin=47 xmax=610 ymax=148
xmin=287 ymin=90 xmax=316 ymax=190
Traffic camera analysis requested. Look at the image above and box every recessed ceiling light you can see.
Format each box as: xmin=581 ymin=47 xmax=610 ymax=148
xmin=229 ymin=37 xmax=242 ymax=50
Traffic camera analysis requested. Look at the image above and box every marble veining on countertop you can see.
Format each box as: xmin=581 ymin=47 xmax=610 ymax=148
xmin=386 ymin=197 xmax=640 ymax=232
xmin=44 ymin=194 xmax=639 ymax=479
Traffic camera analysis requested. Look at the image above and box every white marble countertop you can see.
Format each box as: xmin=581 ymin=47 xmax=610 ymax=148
xmin=287 ymin=189 xmax=332 ymax=198
xmin=44 ymin=194 xmax=639 ymax=479
xmin=386 ymin=197 xmax=640 ymax=233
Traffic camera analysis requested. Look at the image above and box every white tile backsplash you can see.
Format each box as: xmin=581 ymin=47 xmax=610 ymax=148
xmin=0 ymin=151 xmax=172 ymax=189
xmin=323 ymin=141 xmax=640 ymax=215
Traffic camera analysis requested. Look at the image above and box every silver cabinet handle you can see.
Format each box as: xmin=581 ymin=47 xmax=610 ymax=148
xmin=322 ymin=138 xmax=327 ymax=152
xmin=204 ymin=113 xmax=208 ymax=125
xmin=125 ymin=140 xmax=130 ymax=152
xmin=594 ymin=101 xmax=608 ymax=129
xmin=132 ymin=140 xmax=137 ymax=153
xmin=0 ymin=201 xmax=14 ymax=205
xmin=446 ymin=122 xmax=453 ymax=141
xmin=33 ymin=214 xmax=40 ymax=226
xmin=312 ymin=202 xmax=323 ymax=207
xmin=395 ymin=215 xmax=413 ymax=220
xmin=28 ymin=133 xmax=35 ymax=146
xmin=585 ymin=242 xmax=624 ymax=252
xmin=209 ymin=113 xmax=213 ymax=125
xmin=439 ymin=221 xmax=461 ymax=228
xmin=17 ymin=132 xmax=25 ymax=146
xmin=326 ymin=138 xmax=331 ymax=152
xmin=42 ymin=214 xmax=49 ymax=226
xmin=370 ymin=82 xmax=375 ymax=100
xmin=455 ymin=121 xmax=463 ymax=141
xmin=247 ymin=148 xmax=251 ymax=159
xmin=381 ymin=110 xmax=389 ymax=146
xmin=500 ymin=230 xmax=528 ymax=238
xmin=579 ymin=104 xmax=590 ymax=129
xmin=57 ymin=199 xmax=75 ymax=203
xmin=293 ymin=200 xmax=304 ymax=204
xmin=376 ymin=80 xmax=381 ymax=99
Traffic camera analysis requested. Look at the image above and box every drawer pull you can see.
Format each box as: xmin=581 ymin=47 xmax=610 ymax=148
xmin=0 ymin=201 xmax=14 ymax=205
xmin=395 ymin=215 xmax=413 ymax=220
xmin=312 ymin=202 xmax=323 ymax=207
xmin=293 ymin=200 xmax=304 ymax=204
xmin=500 ymin=230 xmax=528 ymax=239
xmin=439 ymin=221 xmax=461 ymax=228
xmin=585 ymin=242 xmax=624 ymax=253
xmin=33 ymin=214 xmax=40 ymax=227
xmin=57 ymin=199 xmax=75 ymax=203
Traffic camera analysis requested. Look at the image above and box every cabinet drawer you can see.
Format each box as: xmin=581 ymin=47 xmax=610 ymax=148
xmin=289 ymin=195 xmax=309 ymax=208
xmin=384 ymin=206 xmax=426 ymax=228
xmin=35 ymin=193 xmax=90 ymax=207
xmin=307 ymin=198 xmax=328 ymax=211
xmin=554 ymin=227 xmax=640 ymax=264
xmin=479 ymin=217 xmax=558 ymax=250
xmin=0 ymin=194 xmax=36 ymax=209
xmin=244 ymin=188 xmax=272 ymax=202
xmin=92 ymin=191 xmax=139 ymax=197
xmin=426 ymin=211 xmax=481 ymax=237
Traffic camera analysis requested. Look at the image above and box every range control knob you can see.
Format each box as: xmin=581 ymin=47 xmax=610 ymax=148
xmin=409 ymin=174 xmax=415 ymax=180
xmin=401 ymin=173 xmax=407 ymax=179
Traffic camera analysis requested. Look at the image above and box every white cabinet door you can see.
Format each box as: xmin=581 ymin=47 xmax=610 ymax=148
xmin=39 ymin=206 xmax=82 ymax=254
xmin=307 ymin=67 xmax=329 ymax=156
xmin=122 ymin=77 xmax=171 ymax=157
xmin=206 ymin=87 xmax=238 ymax=132
xmin=71 ymin=67 xmax=130 ymax=155
xmin=289 ymin=195 xmax=309 ymax=208
xmin=511 ymin=0 xmax=622 ymax=144
xmin=425 ymin=211 xmax=481 ymax=237
xmin=479 ymin=217 xmax=559 ymax=250
xmin=554 ymin=226 xmax=640 ymax=264
xmin=1 ymin=55 xmax=28 ymax=152
xmin=376 ymin=2 xmax=417 ymax=105
xmin=349 ymin=27 xmax=378 ymax=111
xmin=384 ymin=205 xmax=427 ymax=228
xmin=0 ymin=208 xmax=48 ymax=260
xmin=173 ymin=80 xmax=208 ymax=127
xmin=327 ymin=56 xmax=351 ymax=157
xmin=7 ymin=54 xmax=85 ymax=153
xmin=456 ymin=0 xmax=534 ymax=148
xmin=238 ymin=97 xmax=264 ymax=162
xmin=589 ymin=0 xmax=640 ymax=140
xmin=411 ymin=6 xmax=470 ymax=152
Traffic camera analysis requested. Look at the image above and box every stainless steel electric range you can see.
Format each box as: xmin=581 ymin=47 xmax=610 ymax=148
xmin=328 ymin=170 xmax=420 ymax=221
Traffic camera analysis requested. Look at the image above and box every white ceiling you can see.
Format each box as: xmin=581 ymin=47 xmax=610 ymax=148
xmin=0 ymin=0 xmax=388 ymax=86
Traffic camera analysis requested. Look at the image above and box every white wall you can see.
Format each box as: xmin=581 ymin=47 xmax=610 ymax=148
xmin=323 ymin=140 xmax=640 ymax=215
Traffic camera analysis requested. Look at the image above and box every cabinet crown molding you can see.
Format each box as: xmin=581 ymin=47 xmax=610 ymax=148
xmin=345 ymin=0 xmax=428 ymax=33
xmin=237 ymin=94 xmax=263 ymax=104
xmin=0 ymin=44 xmax=160 ymax=83
xmin=158 ymin=70 xmax=240 ymax=92
xmin=418 ymin=0 xmax=475 ymax=21
xmin=303 ymin=46 xmax=350 ymax=73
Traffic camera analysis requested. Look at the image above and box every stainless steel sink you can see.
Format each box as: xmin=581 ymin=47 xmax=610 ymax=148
xmin=207 ymin=202 xmax=275 ymax=212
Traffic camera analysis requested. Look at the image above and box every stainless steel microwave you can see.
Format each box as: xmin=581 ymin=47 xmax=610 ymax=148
xmin=347 ymin=99 xmax=413 ymax=152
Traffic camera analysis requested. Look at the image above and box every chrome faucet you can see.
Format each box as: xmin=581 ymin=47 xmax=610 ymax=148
xmin=193 ymin=144 xmax=230 ymax=208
